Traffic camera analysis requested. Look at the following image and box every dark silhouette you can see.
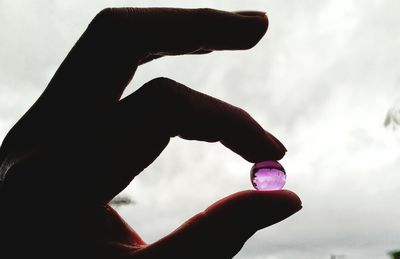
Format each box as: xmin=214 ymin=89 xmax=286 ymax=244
xmin=0 ymin=7 xmax=301 ymax=258
xmin=389 ymin=250 xmax=400 ymax=259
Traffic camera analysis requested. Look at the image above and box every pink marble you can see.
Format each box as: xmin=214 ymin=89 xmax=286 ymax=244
xmin=250 ymin=161 xmax=286 ymax=190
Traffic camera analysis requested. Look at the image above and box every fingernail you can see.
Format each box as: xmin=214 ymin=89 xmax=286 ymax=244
xmin=234 ymin=11 xmax=267 ymax=17
xmin=265 ymin=130 xmax=287 ymax=152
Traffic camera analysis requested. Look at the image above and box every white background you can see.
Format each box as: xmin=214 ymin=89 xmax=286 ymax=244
xmin=1 ymin=1 xmax=400 ymax=258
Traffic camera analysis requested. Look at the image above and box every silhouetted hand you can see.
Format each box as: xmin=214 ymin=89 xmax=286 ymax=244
xmin=0 ymin=8 xmax=302 ymax=259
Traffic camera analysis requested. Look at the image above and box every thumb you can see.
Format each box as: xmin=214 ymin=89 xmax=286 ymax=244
xmin=133 ymin=190 xmax=302 ymax=259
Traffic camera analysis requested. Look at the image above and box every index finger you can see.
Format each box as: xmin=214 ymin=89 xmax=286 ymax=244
xmin=41 ymin=8 xmax=268 ymax=112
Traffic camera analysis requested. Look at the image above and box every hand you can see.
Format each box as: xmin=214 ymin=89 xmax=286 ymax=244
xmin=0 ymin=7 xmax=302 ymax=258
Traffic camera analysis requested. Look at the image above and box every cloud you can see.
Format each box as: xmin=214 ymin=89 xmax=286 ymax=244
xmin=1 ymin=1 xmax=400 ymax=258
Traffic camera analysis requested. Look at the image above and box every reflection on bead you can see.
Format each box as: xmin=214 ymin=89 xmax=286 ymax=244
xmin=250 ymin=160 xmax=286 ymax=191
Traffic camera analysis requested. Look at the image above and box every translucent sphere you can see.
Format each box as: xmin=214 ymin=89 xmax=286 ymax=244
xmin=250 ymin=160 xmax=286 ymax=190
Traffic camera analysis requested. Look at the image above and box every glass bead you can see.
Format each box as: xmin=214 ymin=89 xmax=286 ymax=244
xmin=250 ymin=160 xmax=286 ymax=191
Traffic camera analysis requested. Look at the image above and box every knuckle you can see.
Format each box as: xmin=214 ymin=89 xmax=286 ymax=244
xmin=147 ymin=77 xmax=177 ymax=88
xmin=88 ymin=8 xmax=143 ymax=52
xmin=89 ymin=8 xmax=126 ymax=36
xmin=141 ymin=77 xmax=197 ymax=137
xmin=236 ymin=106 xmax=252 ymax=118
xmin=141 ymin=77 xmax=194 ymax=117
xmin=144 ymin=77 xmax=185 ymax=100
xmin=96 ymin=7 xmax=114 ymax=18
xmin=91 ymin=7 xmax=116 ymax=26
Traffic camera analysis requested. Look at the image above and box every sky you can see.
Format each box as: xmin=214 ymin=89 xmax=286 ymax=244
xmin=1 ymin=0 xmax=400 ymax=258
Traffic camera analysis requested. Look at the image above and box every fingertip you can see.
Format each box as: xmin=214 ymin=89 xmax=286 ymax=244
xmin=254 ymin=131 xmax=287 ymax=162
xmin=207 ymin=9 xmax=269 ymax=50
xmin=265 ymin=130 xmax=287 ymax=153
xmin=225 ymin=130 xmax=286 ymax=163
xmin=233 ymin=190 xmax=302 ymax=229
xmin=238 ymin=14 xmax=269 ymax=50
xmin=254 ymin=130 xmax=287 ymax=162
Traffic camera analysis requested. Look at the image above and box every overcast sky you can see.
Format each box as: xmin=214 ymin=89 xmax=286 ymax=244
xmin=1 ymin=1 xmax=400 ymax=258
